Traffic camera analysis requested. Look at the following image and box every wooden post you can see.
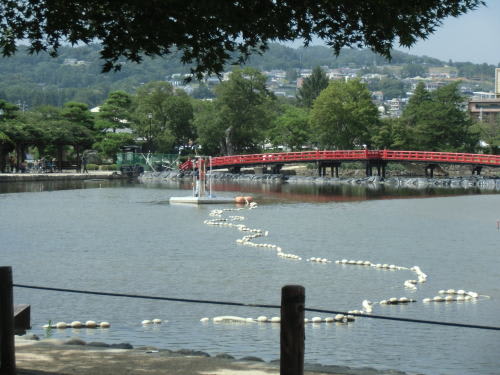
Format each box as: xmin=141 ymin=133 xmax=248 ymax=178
xmin=281 ymin=285 xmax=305 ymax=375
xmin=0 ymin=266 xmax=16 ymax=375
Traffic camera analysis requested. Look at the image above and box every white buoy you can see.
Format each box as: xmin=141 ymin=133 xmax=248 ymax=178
xmin=100 ymin=322 xmax=110 ymax=328
xmin=362 ymin=300 xmax=373 ymax=313
xmin=404 ymin=280 xmax=417 ymax=289
xmin=70 ymin=321 xmax=82 ymax=328
xmin=324 ymin=317 xmax=334 ymax=323
xmin=142 ymin=320 xmax=152 ymax=325
xmin=85 ymin=320 xmax=97 ymax=328
xmin=311 ymin=317 xmax=322 ymax=323
xmin=270 ymin=317 xmax=281 ymax=323
xmin=256 ymin=316 xmax=268 ymax=322
xmin=213 ymin=316 xmax=248 ymax=323
xmin=423 ymin=298 xmax=432 ymax=303
xmin=334 ymin=314 xmax=345 ymax=321
xmin=152 ymin=318 xmax=162 ymax=324
xmin=433 ymin=296 xmax=444 ymax=302
xmin=200 ymin=317 xmax=209 ymax=322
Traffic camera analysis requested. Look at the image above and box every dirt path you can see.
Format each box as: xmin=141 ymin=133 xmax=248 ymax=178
xmin=15 ymin=338 xmax=338 ymax=375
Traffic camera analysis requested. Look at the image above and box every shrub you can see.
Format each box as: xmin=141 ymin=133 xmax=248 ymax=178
xmin=86 ymin=163 xmax=99 ymax=171
xmin=100 ymin=164 xmax=118 ymax=171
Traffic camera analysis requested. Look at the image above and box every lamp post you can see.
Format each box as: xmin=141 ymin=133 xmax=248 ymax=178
xmin=147 ymin=113 xmax=153 ymax=153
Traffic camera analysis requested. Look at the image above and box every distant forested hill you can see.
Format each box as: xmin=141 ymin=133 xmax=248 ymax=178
xmin=0 ymin=43 xmax=496 ymax=109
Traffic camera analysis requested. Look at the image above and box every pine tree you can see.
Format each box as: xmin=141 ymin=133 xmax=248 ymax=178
xmin=296 ymin=66 xmax=329 ymax=108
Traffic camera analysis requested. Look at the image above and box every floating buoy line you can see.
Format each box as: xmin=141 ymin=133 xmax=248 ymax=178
xmin=200 ymin=199 xmax=490 ymax=325
xmin=43 ymin=321 xmax=110 ymax=329
xmin=41 ymin=200 xmax=490 ymax=330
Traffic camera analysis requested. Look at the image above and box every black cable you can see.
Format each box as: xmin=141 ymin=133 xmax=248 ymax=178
xmin=13 ymin=284 xmax=277 ymax=309
xmin=13 ymin=284 xmax=500 ymax=331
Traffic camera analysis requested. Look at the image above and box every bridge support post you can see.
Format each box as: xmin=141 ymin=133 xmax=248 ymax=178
xmin=317 ymin=163 xmax=327 ymax=177
xmin=318 ymin=162 xmax=341 ymax=177
xmin=425 ymin=164 xmax=438 ymax=178
xmin=472 ymin=165 xmax=482 ymax=175
xmin=271 ymin=164 xmax=283 ymax=174
xmin=365 ymin=162 xmax=372 ymax=177
xmin=229 ymin=166 xmax=241 ymax=174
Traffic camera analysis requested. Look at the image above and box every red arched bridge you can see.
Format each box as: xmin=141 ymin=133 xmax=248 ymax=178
xmin=180 ymin=150 xmax=500 ymax=178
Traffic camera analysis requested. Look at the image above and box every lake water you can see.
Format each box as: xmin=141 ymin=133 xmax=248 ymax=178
xmin=1 ymin=179 xmax=499 ymax=375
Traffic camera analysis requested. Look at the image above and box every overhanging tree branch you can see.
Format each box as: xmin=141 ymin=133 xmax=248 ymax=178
xmin=0 ymin=1 xmax=485 ymax=78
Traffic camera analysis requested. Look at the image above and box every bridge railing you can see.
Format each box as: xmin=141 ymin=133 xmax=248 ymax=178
xmin=382 ymin=150 xmax=500 ymax=166
xmin=211 ymin=150 xmax=381 ymax=167
xmin=209 ymin=150 xmax=500 ymax=168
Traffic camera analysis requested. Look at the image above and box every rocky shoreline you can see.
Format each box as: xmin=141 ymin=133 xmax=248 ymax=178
xmin=15 ymin=336 xmax=411 ymax=375
xmin=140 ymin=170 xmax=500 ymax=191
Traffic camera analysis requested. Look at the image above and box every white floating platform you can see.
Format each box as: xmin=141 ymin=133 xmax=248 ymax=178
xmin=169 ymin=196 xmax=236 ymax=204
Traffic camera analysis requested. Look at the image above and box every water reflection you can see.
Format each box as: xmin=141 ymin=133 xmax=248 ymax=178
xmin=0 ymin=179 xmax=135 ymax=194
xmin=0 ymin=178 xmax=494 ymax=201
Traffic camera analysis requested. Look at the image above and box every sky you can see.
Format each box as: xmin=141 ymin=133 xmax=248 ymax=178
xmin=402 ymin=0 xmax=500 ymax=65
xmin=295 ymin=1 xmax=500 ymax=65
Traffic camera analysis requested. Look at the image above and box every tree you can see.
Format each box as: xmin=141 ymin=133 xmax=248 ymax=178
xmin=214 ymin=68 xmax=276 ymax=155
xmin=296 ymin=66 xmax=329 ymax=107
xmin=471 ymin=119 xmax=500 ymax=154
xmin=400 ymin=63 xmax=427 ymax=78
xmin=400 ymin=82 xmax=478 ymax=151
xmin=97 ymin=91 xmax=132 ymax=132
xmin=310 ymin=79 xmax=379 ymax=149
xmin=132 ymin=81 xmax=194 ymax=152
xmin=269 ymin=106 xmax=310 ymax=150
xmin=193 ymin=101 xmax=225 ymax=155
xmin=0 ymin=1 xmax=484 ymax=77
xmin=93 ymin=133 xmax=135 ymax=162
xmin=0 ymin=99 xmax=19 ymax=119
xmin=371 ymin=117 xmax=417 ymax=150
xmin=61 ymin=102 xmax=95 ymax=130
xmin=0 ymin=130 xmax=14 ymax=172
xmin=368 ymin=77 xmax=406 ymax=100
xmin=191 ymin=84 xmax=215 ymax=99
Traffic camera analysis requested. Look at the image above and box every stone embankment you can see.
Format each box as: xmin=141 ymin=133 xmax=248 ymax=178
xmin=0 ymin=171 xmax=124 ymax=182
xmin=140 ymin=171 xmax=500 ymax=191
